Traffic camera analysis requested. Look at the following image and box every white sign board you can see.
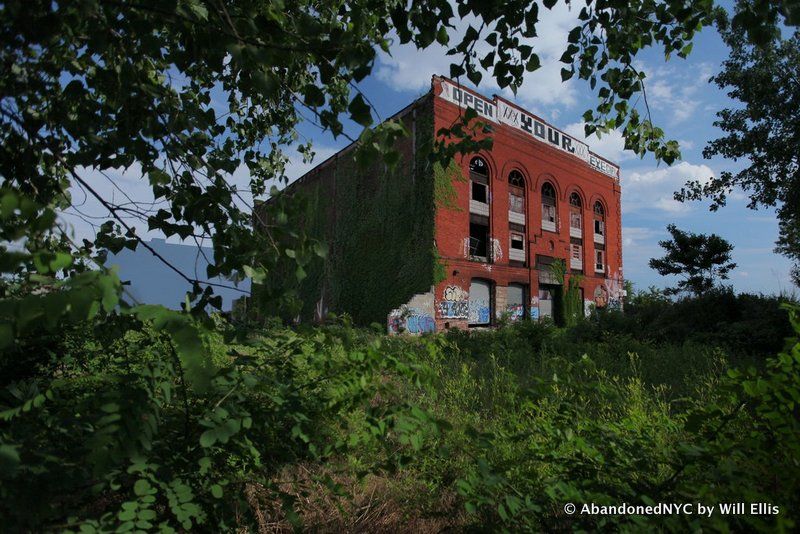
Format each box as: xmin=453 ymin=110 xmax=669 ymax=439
xmin=438 ymin=80 xmax=619 ymax=179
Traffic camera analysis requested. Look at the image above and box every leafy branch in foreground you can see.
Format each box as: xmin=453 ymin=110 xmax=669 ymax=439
xmin=1 ymin=0 xmax=799 ymax=530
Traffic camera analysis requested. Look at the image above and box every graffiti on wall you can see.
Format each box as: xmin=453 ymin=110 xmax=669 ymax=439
xmin=444 ymin=285 xmax=468 ymax=302
xmin=605 ymin=271 xmax=625 ymax=310
xmin=461 ymin=237 xmax=471 ymax=258
xmin=506 ymin=304 xmax=524 ymax=321
xmin=490 ymin=238 xmax=503 ymax=261
xmin=593 ymin=285 xmax=609 ymax=308
xmin=388 ymin=307 xmax=435 ymax=335
xmin=438 ymin=285 xmax=469 ymax=319
xmin=593 ymin=271 xmax=626 ymax=310
xmin=469 ymin=299 xmax=491 ymax=324
xmin=530 ymin=295 xmax=540 ymax=320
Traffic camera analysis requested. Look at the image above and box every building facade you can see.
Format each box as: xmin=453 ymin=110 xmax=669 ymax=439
xmin=256 ymin=75 xmax=624 ymax=333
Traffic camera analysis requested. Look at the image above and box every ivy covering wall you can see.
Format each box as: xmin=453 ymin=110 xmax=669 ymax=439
xmin=291 ymin=96 xmax=437 ymax=324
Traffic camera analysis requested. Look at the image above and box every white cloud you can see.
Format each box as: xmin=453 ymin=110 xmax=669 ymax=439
xmin=563 ymin=122 xmax=632 ymax=163
xmin=622 ymin=226 xmax=659 ymax=248
xmin=622 ymin=161 xmax=715 ymax=214
xmin=637 ymin=61 xmax=716 ymax=125
xmin=375 ymin=3 xmax=581 ymax=112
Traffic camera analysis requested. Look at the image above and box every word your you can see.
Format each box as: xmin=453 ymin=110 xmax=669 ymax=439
xmin=439 ymin=80 xmax=619 ymax=179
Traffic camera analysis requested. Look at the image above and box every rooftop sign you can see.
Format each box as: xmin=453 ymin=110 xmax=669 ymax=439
xmin=437 ymin=79 xmax=620 ymax=179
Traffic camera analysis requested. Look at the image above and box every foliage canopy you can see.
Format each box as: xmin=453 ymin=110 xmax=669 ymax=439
xmin=649 ymin=224 xmax=737 ymax=296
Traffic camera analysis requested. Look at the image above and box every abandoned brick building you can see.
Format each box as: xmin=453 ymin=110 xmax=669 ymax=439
xmin=256 ymin=75 xmax=624 ymax=333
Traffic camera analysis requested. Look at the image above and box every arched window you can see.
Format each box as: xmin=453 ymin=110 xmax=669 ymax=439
xmin=469 ymin=157 xmax=491 ymax=261
xmin=593 ymin=201 xmax=605 ymax=237
xmin=508 ymin=170 xmax=525 ymax=215
xmin=568 ymin=192 xmax=584 ymax=269
xmin=569 ymin=192 xmax=583 ymax=237
xmin=541 ymin=182 xmax=557 ymax=232
xmin=469 ymin=156 xmax=489 ymax=205
xmin=470 ymin=156 xmax=489 ymax=176
xmin=593 ymin=200 xmax=606 ymax=272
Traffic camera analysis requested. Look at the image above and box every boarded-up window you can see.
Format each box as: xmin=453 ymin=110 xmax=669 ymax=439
xmin=507 ymin=283 xmax=526 ymax=321
xmin=469 ymin=279 xmax=492 ymax=325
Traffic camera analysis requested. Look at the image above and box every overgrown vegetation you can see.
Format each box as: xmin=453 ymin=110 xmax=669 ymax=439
xmin=2 ymin=0 xmax=800 ymax=531
xmin=3 ymin=288 xmax=798 ymax=531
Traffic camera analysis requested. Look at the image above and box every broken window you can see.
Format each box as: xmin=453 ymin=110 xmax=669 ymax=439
xmin=510 ymin=233 xmax=525 ymax=250
xmin=470 ymin=156 xmax=490 ymax=217
xmin=509 ymin=192 xmax=524 ymax=213
xmin=469 ymin=218 xmax=489 ymax=260
xmin=594 ymin=201 xmax=605 ymax=237
xmin=541 ymin=182 xmax=557 ymax=231
xmin=595 ymin=248 xmax=605 ymax=272
xmin=539 ymin=286 xmax=555 ymax=318
xmin=470 ymin=156 xmax=489 ymax=176
xmin=472 ymin=181 xmax=488 ymax=203
xmin=509 ymin=170 xmax=525 ymax=214
xmin=569 ymin=192 xmax=582 ymax=235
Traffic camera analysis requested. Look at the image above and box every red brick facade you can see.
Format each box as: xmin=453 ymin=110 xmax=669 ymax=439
xmin=430 ymin=76 xmax=624 ymax=331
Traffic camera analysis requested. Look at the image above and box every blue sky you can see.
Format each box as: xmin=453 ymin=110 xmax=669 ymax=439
xmin=61 ymin=5 xmax=796 ymax=300
xmin=289 ymin=5 xmax=796 ymax=296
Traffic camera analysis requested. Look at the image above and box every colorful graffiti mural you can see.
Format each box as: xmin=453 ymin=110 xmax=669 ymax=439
xmin=529 ymin=295 xmax=540 ymax=320
xmin=443 ymin=285 xmax=468 ymax=302
xmin=439 ymin=300 xmax=468 ymax=319
xmin=505 ymin=304 xmax=524 ymax=321
xmin=469 ymin=299 xmax=491 ymax=324
xmin=593 ymin=271 xmax=625 ymax=310
xmin=593 ymin=284 xmax=609 ymax=308
xmin=405 ymin=314 xmax=435 ymax=333
xmin=438 ymin=285 xmax=469 ymax=319
xmin=605 ymin=271 xmax=626 ymax=310
xmin=388 ymin=307 xmax=435 ymax=335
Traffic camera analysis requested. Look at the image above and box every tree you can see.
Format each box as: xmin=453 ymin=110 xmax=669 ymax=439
xmin=0 ymin=0 xmax=798 ymax=529
xmin=649 ymin=224 xmax=737 ymax=296
xmin=677 ymin=18 xmax=800 ymax=286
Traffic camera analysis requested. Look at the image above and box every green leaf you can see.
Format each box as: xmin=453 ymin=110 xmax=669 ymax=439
xmin=0 ymin=444 xmax=20 ymax=476
xmin=200 ymin=429 xmax=217 ymax=448
xmin=348 ymin=94 xmax=373 ymax=127
xmin=133 ymin=479 xmax=152 ymax=497
xmin=211 ymin=484 xmax=223 ymax=498
xmin=148 ymin=169 xmax=171 ymax=187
